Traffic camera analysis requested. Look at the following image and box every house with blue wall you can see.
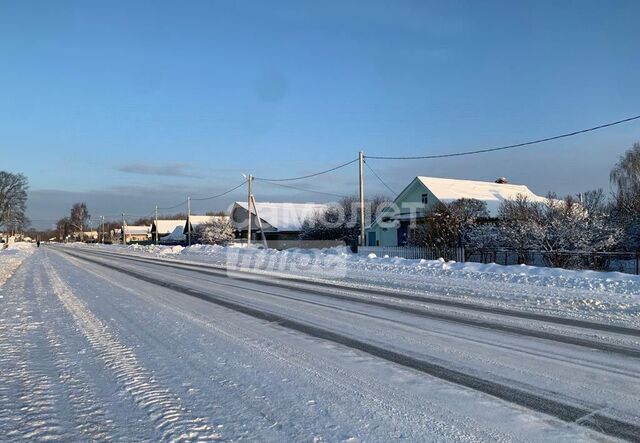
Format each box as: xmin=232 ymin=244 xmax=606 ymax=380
xmin=366 ymin=176 xmax=547 ymax=247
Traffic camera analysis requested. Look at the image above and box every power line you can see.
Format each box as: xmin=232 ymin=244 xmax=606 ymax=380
xmin=367 ymin=114 xmax=640 ymax=160
xmin=255 ymin=178 xmax=348 ymax=199
xmin=157 ymin=200 xmax=188 ymax=211
xmin=255 ymin=158 xmax=358 ymax=182
xmin=364 ymin=160 xmax=397 ymax=196
xmin=191 ymin=180 xmax=247 ymax=201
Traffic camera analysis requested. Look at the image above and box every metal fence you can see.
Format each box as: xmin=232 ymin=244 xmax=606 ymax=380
xmin=357 ymin=246 xmax=640 ymax=275
xmin=357 ymin=246 xmax=465 ymax=262
xmin=469 ymin=249 xmax=640 ymax=275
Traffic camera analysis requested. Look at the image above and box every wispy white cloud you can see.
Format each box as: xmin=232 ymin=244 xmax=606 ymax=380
xmin=115 ymin=163 xmax=201 ymax=178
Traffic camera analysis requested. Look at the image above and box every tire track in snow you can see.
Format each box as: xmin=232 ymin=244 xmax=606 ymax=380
xmin=0 ymin=260 xmax=66 ymax=442
xmin=61 ymin=249 xmax=511 ymax=442
xmin=65 ymin=248 xmax=640 ymax=442
xmin=42 ymin=256 xmax=221 ymax=442
xmin=73 ymin=247 xmax=640 ymax=339
xmin=30 ymin=262 xmax=114 ymax=441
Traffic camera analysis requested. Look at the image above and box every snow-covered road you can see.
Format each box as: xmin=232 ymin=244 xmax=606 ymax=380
xmin=1 ymin=246 xmax=639 ymax=442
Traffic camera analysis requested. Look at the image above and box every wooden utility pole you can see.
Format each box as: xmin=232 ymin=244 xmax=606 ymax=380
xmin=247 ymin=175 xmax=253 ymax=247
xmin=187 ymin=197 xmax=192 ymax=246
xmin=250 ymin=194 xmax=268 ymax=249
xmin=122 ymin=213 xmax=126 ymax=244
xmin=358 ymin=150 xmax=366 ymax=247
xmin=155 ymin=205 xmax=159 ymax=245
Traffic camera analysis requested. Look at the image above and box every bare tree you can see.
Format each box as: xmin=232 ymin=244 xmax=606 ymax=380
xmin=0 ymin=171 xmax=29 ymax=236
xmin=69 ymin=202 xmax=90 ymax=239
xmin=610 ymin=143 xmax=640 ymax=250
xmin=300 ymin=195 xmax=391 ymax=247
xmin=610 ymin=142 xmax=640 ymax=208
xmin=56 ymin=217 xmax=72 ymax=241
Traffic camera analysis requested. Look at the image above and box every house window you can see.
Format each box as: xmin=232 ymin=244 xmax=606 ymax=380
xmin=421 ymin=194 xmax=429 ymax=204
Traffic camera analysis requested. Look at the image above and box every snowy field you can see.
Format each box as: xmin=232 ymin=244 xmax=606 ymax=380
xmin=1 ymin=243 xmax=639 ymax=441
xmin=72 ymin=243 xmax=640 ymax=328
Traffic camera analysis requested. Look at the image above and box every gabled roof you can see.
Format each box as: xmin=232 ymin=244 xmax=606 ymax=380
xmin=163 ymin=225 xmax=186 ymax=242
xmin=232 ymin=202 xmax=330 ymax=232
xmin=152 ymin=220 xmax=186 ymax=235
xmin=124 ymin=225 xmax=151 ymax=235
xmin=417 ymin=176 xmax=547 ymax=216
xmin=188 ymin=215 xmax=228 ymax=226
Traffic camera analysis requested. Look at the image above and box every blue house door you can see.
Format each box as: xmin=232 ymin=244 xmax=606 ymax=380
xmin=397 ymin=221 xmax=409 ymax=246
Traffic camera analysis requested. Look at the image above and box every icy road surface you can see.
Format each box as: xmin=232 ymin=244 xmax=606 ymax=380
xmin=1 ymin=246 xmax=639 ymax=442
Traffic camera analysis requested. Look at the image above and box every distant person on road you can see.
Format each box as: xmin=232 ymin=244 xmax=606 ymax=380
xmin=37 ymin=240 xmax=40 ymax=247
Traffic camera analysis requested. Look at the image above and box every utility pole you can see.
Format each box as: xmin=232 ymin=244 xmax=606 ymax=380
xmin=122 ymin=213 xmax=126 ymax=244
xmin=247 ymin=174 xmax=253 ymax=247
xmin=100 ymin=216 xmax=104 ymax=243
xmin=358 ymin=150 xmax=366 ymax=247
xmin=250 ymin=194 xmax=268 ymax=249
xmin=155 ymin=205 xmax=159 ymax=245
xmin=187 ymin=197 xmax=191 ymax=246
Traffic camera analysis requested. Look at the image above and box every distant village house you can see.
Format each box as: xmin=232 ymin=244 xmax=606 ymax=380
xmin=230 ymin=201 xmax=344 ymax=249
xmin=367 ymin=176 xmax=547 ymax=247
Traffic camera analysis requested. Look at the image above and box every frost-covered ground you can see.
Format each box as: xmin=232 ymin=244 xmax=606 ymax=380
xmin=71 ymin=243 xmax=640 ymax=327
xmin=0 ymin=242 xmax=35 ymax=287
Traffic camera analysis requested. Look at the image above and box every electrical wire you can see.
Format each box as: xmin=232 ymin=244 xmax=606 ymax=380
xmin=364 ymin=160 xmax=397 ymax=196
xmin=191 ymin=180 xmax=247 ymax=201
xmin=157 ymin=200 xmax=188 ymax=211
xmin=255 ymin=158 xmax=358 ymax=182
xmin=366 ymin=114 xmax=640 ymax=160
xmin=255 ymin=178 xmax=348 ymax=199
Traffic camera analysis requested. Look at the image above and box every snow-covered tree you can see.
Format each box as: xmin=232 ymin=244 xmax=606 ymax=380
xmin=194 ymin=218 xmax=235 ymax=245
xmin=300 ymin=195 xmax=392 ymax=247
xmin=411 ymin=198 xmax=490 ymax=258
xmin=498 ymin=193 xmax=621 ymax=268
xmin=464 ymin=223 xmax=503 ymax=257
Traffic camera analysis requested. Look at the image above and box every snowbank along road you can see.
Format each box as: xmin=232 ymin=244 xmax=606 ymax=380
xmin=1 ymin=244 xmax=639 ymax=442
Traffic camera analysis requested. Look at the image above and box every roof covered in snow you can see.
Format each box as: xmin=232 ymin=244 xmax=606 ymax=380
xmin=188 ymin=215 xmax=228 ymax=225
xmin=124 ymin=225 xmax=151 ymax=235
xmin=232 ymin=202 xmax=330 ymax=232
xmin=152 ymin=220 xmax=186 ymax=235
xmin=163 ymin=225 xmax=186 ymax=242
xmin=185 ymin=215 xmax=229 ymax=233
xmin=418 ymin=176 xmax=547 ymax=216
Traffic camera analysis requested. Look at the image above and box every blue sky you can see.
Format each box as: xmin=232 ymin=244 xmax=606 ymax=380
xmin=1 ymin=0 xmax=639 ymax=229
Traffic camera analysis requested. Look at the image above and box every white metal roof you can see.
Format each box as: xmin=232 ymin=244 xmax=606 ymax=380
xmin=232 ymin=202 xmax=330 ymax=232
xmin=188 ymin=215 xmax=228 ymax=225
xmin=152 ymin=220 xmax=186 ymax=235
xmin=418 ymin=176 xmax=547 ymax=216
xmin=123 ymin=225 xmax=151 ymax=235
